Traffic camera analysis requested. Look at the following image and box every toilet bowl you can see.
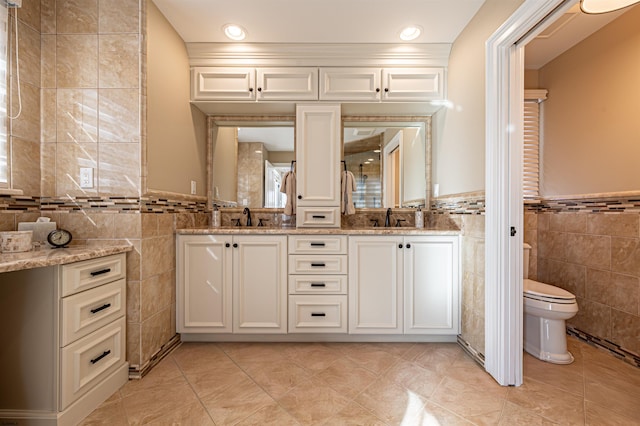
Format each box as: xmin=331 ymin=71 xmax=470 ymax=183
xmin=523 ymin=244 xmax=578 ymax=364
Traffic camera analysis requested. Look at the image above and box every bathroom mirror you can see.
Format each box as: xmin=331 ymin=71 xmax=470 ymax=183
xmin=343 ymin=116 xmax=430 ymax=209
xmin=209 ymin=116 xmax=295 ymax=208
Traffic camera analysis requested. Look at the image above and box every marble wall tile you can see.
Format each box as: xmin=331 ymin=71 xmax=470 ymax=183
xmin=549 ymin=213 xmax=587 ymax=233
xmin=157 ymin=214 xmax=175 ymax=236
xmin=98 ymin=143 xmax=140 ymax=196
xmin=41 ymin=35 xmax=56 ymax=88
xmin=41 ymin=89 xmax=57 ymax=142
xmin=17 ymin=0 xmax=41 ymax=31
xmin=10 ymin=82 xmax=40 ymax=142
xmin=568 ymin=298 xmax=611 ymax=340
xmin=55 ymin=142 xmax=98 ymax=196
xmin=537 ymin=230 xmax=566 ymax=261
xmin=545 ymin=259 xmax=586 ymax=298
xmin=56 ymin=34 xmax=98 ymax=88
xmin=141 ymin=308 xmax=172 ymax=363
xmin=98 ymin=34 xmax=140 ymax=88
xmin=41 ymin=0 xmax=56 ymax=34
xmin=611 ymin=237 xmax=640 ymax=277
xmin=56 ymin=0 xmax=98 ymax=34
xmin=127 ymin=322 xmax=141 ymax=367
xmin=11 ymin=20 xmax=41 ymax=88
xmin=98 ymin=89 xmax=140 ymax=142
xmin=56 ymin=89 xmax=98 ymax=143
xmin=140 ymin=270 xmax=174 ymax=322
xmin=0 ymin=213 xmax=17 ymax=231
xmin=141 ymin=213 xmax=158 ymax=238
xmin=10 ymin=137 xmax=41 ymax=196
xmin=114 ymin=212 xmax=141 ymax=239
xmin=611 ymin=309 xmax=640 ymax=354
xmin=127 ymin=279 xmax=140 ymax=323
xmin=586 ymin=269 xmax=639 ymax=315
xmin=141 ymin=234 xmax=174 ymax=280
xmin=99 ymin=0 xmax=140 ymax=34
xmin=565 ymin=233 xmax=611 ymax=270
xmin=59 ymin=211 xmax=116 ymax=240
xmin=587 ymin=213 xmax=639 ymax=238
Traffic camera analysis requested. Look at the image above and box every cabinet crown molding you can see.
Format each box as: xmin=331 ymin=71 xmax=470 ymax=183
xmin=186 ymin=43 xmax=451 ymax=67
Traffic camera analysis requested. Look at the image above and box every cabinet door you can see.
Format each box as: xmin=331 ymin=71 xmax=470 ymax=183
xmin=256 ymin=67 xmax=318 ymax=100
xmin=319 ymin=68 xmax=381 ymax=101
xmin=348 ymin=236 xmax=403 ymax=334
xmin=382 ymin=67 xmax=444 ymax=101
xmin=295 ymin=104 xmax=341 ymax=211
xmin=176 ymin=235 xmax=233 ymax=333
xmin=233 ymin=235 xmax=287 ymax=333
xmin=404 ymin=236 xmax=459 ymax=334
xmin=191 ymin=67 xmax=256 ymax=101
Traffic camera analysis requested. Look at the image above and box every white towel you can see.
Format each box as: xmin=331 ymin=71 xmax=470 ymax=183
xmin=280 ymin=171 xmax=296 ymax=215
xmin=341 ymin=170 xmax=356 ymax=215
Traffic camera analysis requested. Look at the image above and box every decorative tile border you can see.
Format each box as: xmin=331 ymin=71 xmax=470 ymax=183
xmin=525 ymin=196 xmax=640 ymax=213
xmin=0 ymin=196 xmax=209 ymax=214
xmin=568 ymin=326 xmax=640 ymax=369
xmin=431 ymin=192 xmax=485 ymax=215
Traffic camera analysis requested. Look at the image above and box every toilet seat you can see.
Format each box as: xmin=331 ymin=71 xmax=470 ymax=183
xmin=524 ymin=279 xmax=576 ymax=304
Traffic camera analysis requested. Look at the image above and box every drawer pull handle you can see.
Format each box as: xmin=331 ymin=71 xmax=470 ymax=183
xmin=90 ymin=350 xmax=111 ymax=365
xmin=311 ymin=313 xmax=326 ymax=317
xmin=312 ymin=215 xmax=326 ymax=219
xmin=310 ymin=242 xmax=326 ymax=247
xmin=311 ymin=263 xmax=326 ymax=267
xmin=310 ymin=283 xmax=326 ymax=287
xmin=90 ymin=303 xmax=112 ymax=314
xmin=90 ymin=268 xmax=111 ymax=277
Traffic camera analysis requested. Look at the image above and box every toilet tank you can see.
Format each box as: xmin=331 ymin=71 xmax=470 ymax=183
xmin=523 ymin=243 xmax=531 ymax=279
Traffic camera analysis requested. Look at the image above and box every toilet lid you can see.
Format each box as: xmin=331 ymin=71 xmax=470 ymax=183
xmin=524 ymin=279 xmax=576 ymax=302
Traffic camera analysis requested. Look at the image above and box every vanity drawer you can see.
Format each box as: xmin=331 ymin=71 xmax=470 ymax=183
xmin=288 ymin=275 xmax=347 ymax=294
xmin=288 ymin=235 xmax=347 ymax=254
xmin=296 ymin=207 xmax=340 ymax=228
xmin=288 ymin=295 xmax=347 ymax=333
xmin=61 ymin=279 xmax=126 ymax=346
xmin=288 ymin=255 xmax=347 ymax=274
xmin=60 ymin=317 xmax=126 ymax=410
xmin=61 ymin=253 xmax=126 ymax=297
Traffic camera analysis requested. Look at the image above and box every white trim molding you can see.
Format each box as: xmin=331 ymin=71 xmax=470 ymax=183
xmin=484 ymin=0 xmax=572 ymax=387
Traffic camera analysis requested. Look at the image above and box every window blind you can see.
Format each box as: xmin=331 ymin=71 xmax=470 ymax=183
xmin=523 ymin=90 xmax=547 ymax=200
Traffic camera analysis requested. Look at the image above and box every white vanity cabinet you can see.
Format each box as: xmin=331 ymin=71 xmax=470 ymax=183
xmin=177 ymin=234 xmax=288 ymax=336
xmin=0 ymin=253 xmax=128 ymax=426
xmin=191 ymin=67 xmax=318 ymax=101
xmin=348 ymin=235 xmax=460 ymax=335
xmin=288 ymin=235 xmax=348 ymax=333
xmin=319 ymin=67 xmax=445 ymax=102
xmin=295 ymin=104 xmax=342 ymax=228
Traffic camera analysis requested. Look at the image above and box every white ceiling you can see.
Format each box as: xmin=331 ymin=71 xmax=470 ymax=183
xmin=151 ymin=0 xmax=486 ymax=44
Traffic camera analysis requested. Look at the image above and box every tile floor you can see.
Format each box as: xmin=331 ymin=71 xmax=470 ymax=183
xmin=81 ymin=336 xmax=640 ymax=425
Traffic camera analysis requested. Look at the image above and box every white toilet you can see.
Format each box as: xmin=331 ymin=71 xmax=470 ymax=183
xmin=523 ymin=243 xmax=579 ymax=364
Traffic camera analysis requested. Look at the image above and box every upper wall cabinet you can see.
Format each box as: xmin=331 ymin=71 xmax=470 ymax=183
xmin=320 ymin=67 xmax=444 ymax=102
xmin=191 ymin=67 xmax=318 ymax=101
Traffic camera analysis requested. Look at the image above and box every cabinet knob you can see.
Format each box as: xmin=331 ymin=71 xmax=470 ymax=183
xmin=297 ymin=195 xmax=302 ymax=200
xmin=398 ymin=244 xmax=403 ymax=249
xmin=406 ymin=243 xmax=411 ymax=249
xmin=385 ymin=88 xmax=389 ymax=92
xmin=376 ymin=88 xmax=380 ymax=93
xmin=249 ymin=87 xmax=254 ymax=92
xmin=257 ymin=87 xmax=262 ymax=92
xmin=233 ymin=243 xmax=238 ymax=248
xmin=225 ymin=243 xmax=230 ymax=248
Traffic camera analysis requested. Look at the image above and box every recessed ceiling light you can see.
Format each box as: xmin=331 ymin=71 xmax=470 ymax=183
xmin=223 ymin=24 xmax=247 ymax=41
xmin=580 ymin=0 xmax=639 ymax=13
xmin=399 ymin=25 xmax=422 ymax=41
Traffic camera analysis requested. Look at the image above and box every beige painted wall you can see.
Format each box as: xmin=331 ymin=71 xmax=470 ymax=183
xmin=146 ymin=0 xmax=207 ymax=196
xmin=538 ymin=6 xmax=640 ymax=197
xmin=433 ymin=0 xmax=525 ymax=197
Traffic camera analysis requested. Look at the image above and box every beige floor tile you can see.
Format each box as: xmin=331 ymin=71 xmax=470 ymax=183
xmin=443 ymin=356 xmax=509 ymax=399
xmin=234 ymin=402 xmax=301 ymax=426
xmin=171 ymin=342 xmax=236 ymax=375
xmin=316 ymin=357 xmax=379 ymax=399
xmin=498 ymin=401 xmax=559 ymax=425
xmin=420 ymin=400 xmax=477 ymax=425
xmin=523 ymin=352 xmax=585 ymax=396
xmin=383 ymin=359 xmax=444 ymax=399
xmin=278 ymin=376 xmax=352 ymax=425
xmin=412 ymin=343 xmax=466 ymax=375
xmin=119 ymin=357 xmax=186 ymax=398
xmin=219 ymin=342 xmax=289 ymax=368
xmin=507 ymin=377 xmax=585 ymax=425
xmin=355 ymin=376 xmax=428 ymax=424
xmin=78 ymin=400 xmax=128 ymax=426
xmin=199 ymin=376 xmax=274 ymax=425
xmin=282 ymin=342 xmax=348 ymax=372
xmin=325 ymin=401 xmax=389 ymax=425
xmin=185 ymin=364 xmax=253 ymax=400
xmin=244 ymin=357 xmax=314 ymax=399
xmin=340 ymin=343 xmax=401 ymax=375
xmin=584 ymin=377 xmax=640 ymax=420
xmin=585 ymin=400 xmax=640 ymax=425
xmin=121 ymin=381 xmax=211 ymax=425
xmin=429 ymin=376 xmax=506 ymax=425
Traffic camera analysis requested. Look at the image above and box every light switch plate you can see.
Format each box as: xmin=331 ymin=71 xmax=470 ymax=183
xmin=190 ymin=180 xmax=197 ymax=195
xmin=80 ymin=167 xmax=93 ymax=188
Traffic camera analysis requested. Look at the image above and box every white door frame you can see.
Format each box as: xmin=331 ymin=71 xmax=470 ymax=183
xmin=485 ymin=0 xmax=574 ymax=386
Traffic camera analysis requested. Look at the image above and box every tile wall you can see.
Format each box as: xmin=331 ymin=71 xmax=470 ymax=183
xmin=525 ymin=197 xmax=640 ymax=361
xmin=237 ymin=142 xmax=265 ymax=208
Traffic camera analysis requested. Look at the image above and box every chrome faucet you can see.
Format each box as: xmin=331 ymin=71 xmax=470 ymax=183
xmin=384 ymin=208 xmax=392 ymax=227
xmin=243 ymin=207 xmax=252 ymax=226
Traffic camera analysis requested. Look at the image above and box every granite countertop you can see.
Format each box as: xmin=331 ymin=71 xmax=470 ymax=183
xmin=176 ymin=227 xmax=461 ymax=236
xmin=0 ymin=244 xmax=133 ymax=274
